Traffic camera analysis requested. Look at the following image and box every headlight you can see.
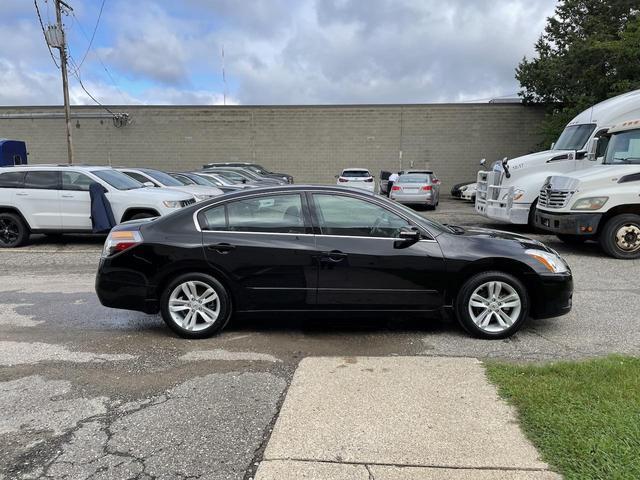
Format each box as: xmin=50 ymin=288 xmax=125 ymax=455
xmin=571 ymin=197 xmax=608 ymax=210
xmin=163 ymin=200 xmax=181 ymax=208
xmin=525 ymin=249 xmax=568 ymax=273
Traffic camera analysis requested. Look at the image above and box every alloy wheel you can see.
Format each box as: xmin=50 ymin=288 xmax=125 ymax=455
xmin=468 ymin=281 xmax=521 ymax=333
xmin=615 ymin=223 xmax=640 ymax=252
xmin=0 ymin=218 xmax=19 ymax=246
xmin=168 ymin=280 xmax=220 ymax=331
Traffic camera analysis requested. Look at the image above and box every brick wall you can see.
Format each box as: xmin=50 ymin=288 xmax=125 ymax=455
xmin=0 ymin=104 xmax=545 ymax=189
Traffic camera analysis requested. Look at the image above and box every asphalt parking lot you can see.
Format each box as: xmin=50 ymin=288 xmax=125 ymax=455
xmin=1 ymin=197 xmax=639 ymax=479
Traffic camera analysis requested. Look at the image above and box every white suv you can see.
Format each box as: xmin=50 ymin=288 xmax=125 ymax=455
xmin=335 ymin=168 xmax=376 ymax=192
xmin=0 ymin=165 xmax=195 ymax=248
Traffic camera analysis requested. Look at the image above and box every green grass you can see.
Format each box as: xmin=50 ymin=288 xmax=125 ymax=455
xmin=486 ymin=356 xmax=640 ymax=480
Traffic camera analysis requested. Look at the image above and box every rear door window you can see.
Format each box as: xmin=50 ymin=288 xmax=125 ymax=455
xmin=0 ymin=171 xmax=26 ymax=188
xmin=23 ymin=171 xmax=60 ymax=190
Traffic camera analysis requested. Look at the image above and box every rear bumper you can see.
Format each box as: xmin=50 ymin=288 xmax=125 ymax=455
xmin=390 ymin=193 xmax=435 ymax=204
xmin=534 ymin=210 xmax=602 ymax=236
xmin=526 ymin=272 xmax=573 ymax=319
xmin=95 ymin=260 xmax=158 ymax=314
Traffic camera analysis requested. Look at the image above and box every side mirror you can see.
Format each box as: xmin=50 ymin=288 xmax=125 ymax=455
xmin=479 ymin=158 xmax=486 ymax=166
xmin=586 ymin=137 xmax=598 ymax=161
xmin=143 ymin=181 xmax=155 ymax=188
xmin=550 ymin=142 xmax=556 ymax=150
xmin=394 ymin=227 xmax=421 ymax=249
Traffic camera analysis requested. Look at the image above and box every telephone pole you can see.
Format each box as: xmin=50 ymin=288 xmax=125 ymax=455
xmin=48 ymin=0 xmax=74 ymax=164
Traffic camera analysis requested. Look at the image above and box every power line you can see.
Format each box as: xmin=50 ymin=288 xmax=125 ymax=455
xmin=73 ymin=0 xmax=106 ymax=72
xmin=34 ymin=0 xmax=60 ymax=68
xmin=69 ymin=10 xmax=127 ymax=103
xmin=68 ymin=54 xmax=114 ymax=115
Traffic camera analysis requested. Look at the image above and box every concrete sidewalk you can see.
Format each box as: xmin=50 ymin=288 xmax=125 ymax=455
xmin=255 ymin=357 xmax=560 ymax=480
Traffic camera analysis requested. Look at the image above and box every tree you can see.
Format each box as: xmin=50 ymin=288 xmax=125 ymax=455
xmin=516 ymin=0 xmax=640 ymax=146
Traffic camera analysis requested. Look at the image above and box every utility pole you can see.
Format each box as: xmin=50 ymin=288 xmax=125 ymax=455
xmin=49 ymin=0 xmax=74 ymax=164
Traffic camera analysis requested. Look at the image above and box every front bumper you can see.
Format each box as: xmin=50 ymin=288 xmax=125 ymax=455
xmin=475 ymin=201 xmax=530 ymax=224
xmin=534 ymin=210 xmax=602 ymax=236
xmin=526 ymin=272 xmax=573 ymax=319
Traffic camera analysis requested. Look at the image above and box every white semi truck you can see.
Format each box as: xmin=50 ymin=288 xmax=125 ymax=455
xmin=475 ymin=89 xmax=640 ymax=226
xmin=534 ymin=120 xmax=640 ymax=259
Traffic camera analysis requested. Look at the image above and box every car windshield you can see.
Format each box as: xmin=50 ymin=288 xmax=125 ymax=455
xmin=604 ymin=129 xmax=640 ymax=165
xmin=188 ymin=174 xmax=216 ymax=186
xmin=141 ymin=169 xmax=184 ymax=186
xmin=341 ymin=170 xmax=370 ymax=177
xmin=93 ymin=170 xmax=143 ymax=190
xmin=398 ymin=174 xmax=429 ymax=183
xmin=214 ymin=171 xmax=247 ymax=183
xmin=169 ymin=174 xmax=193 ymax=185
xmin=554 ymin=124 xmax=596 ymax=150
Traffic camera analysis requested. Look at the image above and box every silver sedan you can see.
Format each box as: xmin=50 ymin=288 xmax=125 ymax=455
xmin=389 ymin=173 xmax=441 ymax=209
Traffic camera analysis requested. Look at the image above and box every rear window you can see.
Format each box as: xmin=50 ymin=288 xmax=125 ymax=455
xmin=0 ymin=171 xmax=26 ymax=188
xmin=24 ymin=171 xmax=59 ymax=190
xmin=341 ymin=170 xmax=370 ymax=177
xmin=398 ymin=174 xmax=430 ymax=183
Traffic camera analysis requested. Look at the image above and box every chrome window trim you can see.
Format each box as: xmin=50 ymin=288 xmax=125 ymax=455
xmin=192 ymin=188 xmax=440 ymax=240
xmin=199 ymin=229 xmax=437 ymax=243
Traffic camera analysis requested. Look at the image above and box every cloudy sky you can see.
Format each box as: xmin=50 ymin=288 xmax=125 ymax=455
xmin=0 ymin=0 xmax=556 ymax=106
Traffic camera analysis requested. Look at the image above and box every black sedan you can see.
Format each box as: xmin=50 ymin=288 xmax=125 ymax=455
xmin=96 ymin=186 xmax=573 ymax=339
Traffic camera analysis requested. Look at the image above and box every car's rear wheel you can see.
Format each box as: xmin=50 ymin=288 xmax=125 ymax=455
xmin=599 ymin=214 xmax=640 ymax=259
xmin=455 ymin=271 xmax=529 ymax=339
xmin=160 ymin=273 xmax=231 ymax=338
xmin=0 ymin=213 xmax=29 ymax=248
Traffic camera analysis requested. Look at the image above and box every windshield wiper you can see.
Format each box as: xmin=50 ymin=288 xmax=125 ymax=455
xmin=443 ymin=223 xmax=465 ymax=234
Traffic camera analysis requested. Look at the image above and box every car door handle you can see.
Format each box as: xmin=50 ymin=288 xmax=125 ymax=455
xmin=61 ymin=194 xmax=74 ymax=198
xmin=323 ymin=250 xmax=347 ymax=262
xmin=15 ymin=192 xmax=28 ymax=196
xmin=207 ymin=243 xmax=236 ymax=254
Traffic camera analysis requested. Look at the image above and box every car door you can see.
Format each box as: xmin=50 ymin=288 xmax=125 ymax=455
xmin=16 ymin=170 xmax=61 ymax=230
xmin=60 ymin=171 xmax=94 ymax=230
xmin=309 ymin=192 xmax=445 ymax=310
xmin=198 ymin=192 xmax=318 ymax=310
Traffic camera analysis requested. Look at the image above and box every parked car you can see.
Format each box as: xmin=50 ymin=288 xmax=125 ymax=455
xmin=202 ymin=162 xmax=293 ymax=184
xmin=169 ymin=172 xmax=243 ymax=194
xmin=96 ymin=185 xmax=573 ymax=340
xmin=534 ymin=120 xmax=640 ymax=259
xmin=451 ymin=181 xmax=475 ymax=198
xmin=389 ymin=173 xmax=440 ymax=209
xmin=202 ymin=167 xmax=284 ymax=186
xmin=0 ymin=165 xmax=195 ymax=247
xmin=335 ymin=168 xmax=375 ymax=192
xmin=117 ymin=168 xmax=223 ymax=201
xmin=460 ymin=183 xmax=477 ymax=202
xmin=196 ymin=171 xmax=256 ymax=190
xmin=379 ymin=170 xmax=392 ymax=196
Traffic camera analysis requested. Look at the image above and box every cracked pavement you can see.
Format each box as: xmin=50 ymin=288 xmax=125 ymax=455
xmin=1 ymin=199 xmax=638 ymax=479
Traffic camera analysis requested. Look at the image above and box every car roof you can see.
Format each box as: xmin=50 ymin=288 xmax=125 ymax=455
xmin=342 ymin=168 xmax=370 ymax=171
xmin=0 ymin=164 xmax=112 ymax=172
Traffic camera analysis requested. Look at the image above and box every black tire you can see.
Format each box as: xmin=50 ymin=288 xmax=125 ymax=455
xmin=599 ymin=214 xmax=640 ymax=259
xmin=159 ymin=272 xmax=232 ymax=339
xmin=0 ymin=212 xmax=29 ymax=248
xmin=527 ymin=198 xmax=538 ymax=231
xmin=455 ymin=271 xmax=529 ymax=339
xmin=556 ymin=234 xmax=587 ymax=245
xmin=130 ymin=212 xmax=156 ymax=220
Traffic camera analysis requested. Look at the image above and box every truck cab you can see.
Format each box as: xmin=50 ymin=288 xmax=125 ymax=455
xmin=475 ymin=89 xmax=640 ymax=226
xmin=534 ymin=120 xmax=640 ymax=259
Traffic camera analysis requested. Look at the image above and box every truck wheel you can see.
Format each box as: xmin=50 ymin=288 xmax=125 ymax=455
xmin=599 ymin=214 xmax=640 ymax=259
xmin=557 ymin=234 xmax=587 ymax=245
xmin=0 ymin=212 xmax=29 ymax=248
xmin=527 ymin=198 xmax=538 ymax=231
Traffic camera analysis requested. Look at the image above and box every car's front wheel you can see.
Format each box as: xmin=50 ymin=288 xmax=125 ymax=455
xmin=160 ymin=273 xmax=231 ymax=338
xmin=455 ymin=271 xmax=529 ymax=339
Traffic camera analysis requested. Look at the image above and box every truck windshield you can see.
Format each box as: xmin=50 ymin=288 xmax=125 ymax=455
xmin=604 ymin=130 xmax=640 ymax=165
xmin=554 ymin=124 xmax=596 ymax=150
xmin=94 ymin=170 xmax=143 ymax=190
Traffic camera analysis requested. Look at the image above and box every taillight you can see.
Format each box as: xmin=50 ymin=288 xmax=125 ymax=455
xmin=338 ymin=177 xmax=348 ymax=182
xmin=421 ymin=185 xmax=432 ymax=191
xmin=391 ymin=185 xmax=402 ymax=191
xmin=102 ymin=230 xmax=143 ymax=257
xmin=365 ymin=178 xmax=374 ymax=182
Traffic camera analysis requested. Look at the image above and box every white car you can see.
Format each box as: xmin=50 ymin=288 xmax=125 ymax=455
xmin=335 ymin=168 xmax=375 ymax=192
xmin=117 ymin=167 xmax=223 ymax=201
xmin=0 ymin=165 xmax=195 ymax=247
xmin=460 ymin=183 xmax=477 ymax=201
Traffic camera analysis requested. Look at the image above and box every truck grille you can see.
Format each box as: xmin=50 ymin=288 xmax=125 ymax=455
xmin=538 ymin=189 xmax=572 ymax=209
xmin=180 ymin=199 xmax=196 ymax=208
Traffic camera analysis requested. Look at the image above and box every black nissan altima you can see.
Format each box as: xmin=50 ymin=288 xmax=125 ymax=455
xmin=95 ymin=185 xmax=573 ymax=339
